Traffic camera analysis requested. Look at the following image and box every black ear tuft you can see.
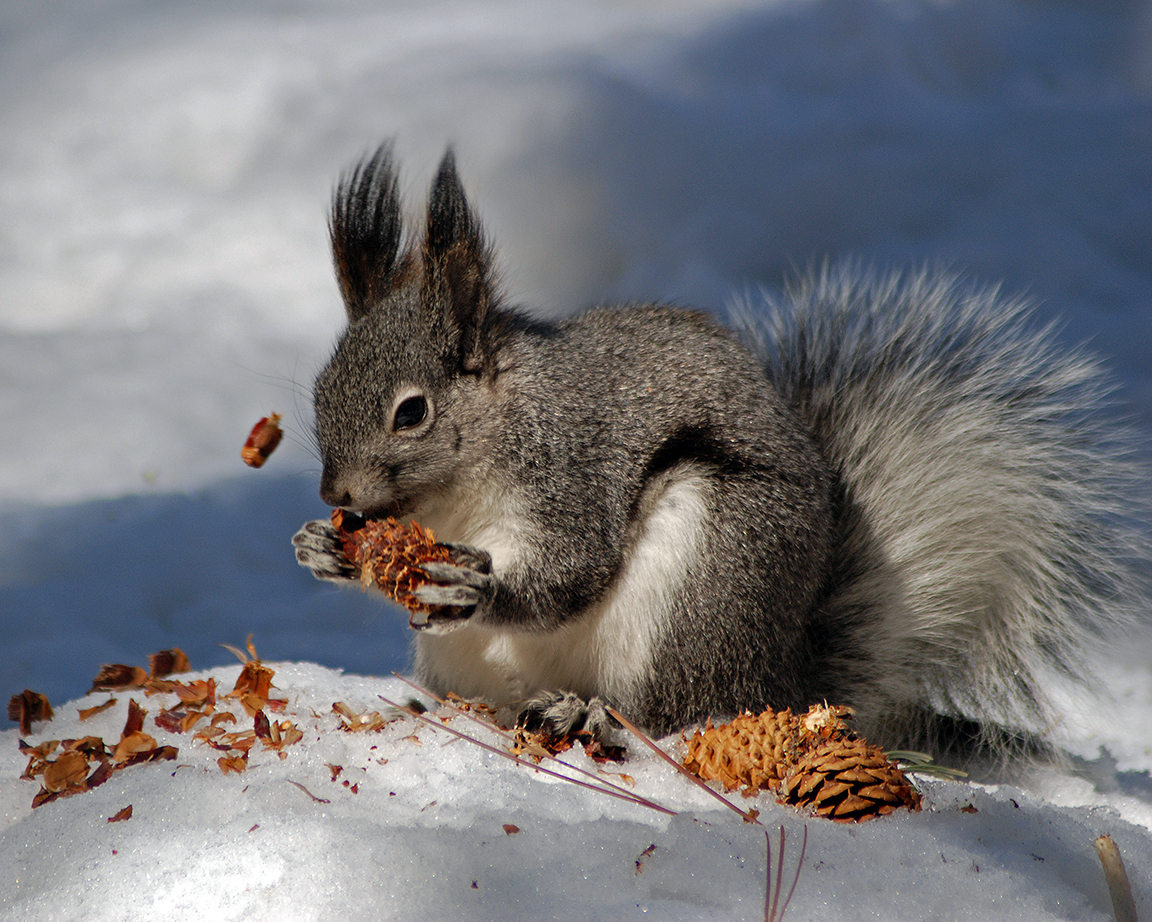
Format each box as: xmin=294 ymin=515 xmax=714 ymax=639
xmin=425 ymin=149 xmax=475 ymax=259
xmin=330 ymin=143 xmax=408 ymax=322
xmin=423 ymin=149 xmax=495 ymax=373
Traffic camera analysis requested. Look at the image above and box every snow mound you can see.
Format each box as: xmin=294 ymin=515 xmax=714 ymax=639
xmin=2 ymin=661 xmax=1149 ymax=921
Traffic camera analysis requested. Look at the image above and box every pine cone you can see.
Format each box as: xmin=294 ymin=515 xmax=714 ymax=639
xmin=777 ymin=735 xmax=921 ymax=821
xmin=682 ymin=708 xmax=806 ymax=792
xmin=331 ymin=510 xmax=453 ymax=615
xmin=682 ymin=704 xmax=920 ymax=822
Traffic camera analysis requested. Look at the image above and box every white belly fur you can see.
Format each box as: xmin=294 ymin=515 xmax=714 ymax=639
xmin=414 ymin=467 xmax=712 ymax=708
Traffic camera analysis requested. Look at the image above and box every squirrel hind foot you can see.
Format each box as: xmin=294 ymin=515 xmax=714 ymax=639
xmin=503 ymin=691 xmax=616 ymax=743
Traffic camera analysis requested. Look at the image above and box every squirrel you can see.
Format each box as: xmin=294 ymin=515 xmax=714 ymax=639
xmin=294 ymin=143 xmax=1146 ymax=766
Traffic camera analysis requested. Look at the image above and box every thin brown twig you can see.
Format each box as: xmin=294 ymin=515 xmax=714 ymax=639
xmin=607 ymin=707 xmax=761 ymax=824
xmin=379 ymin=695 xmax=676 ymax=816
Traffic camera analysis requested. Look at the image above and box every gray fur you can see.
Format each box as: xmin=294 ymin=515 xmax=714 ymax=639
xmin=294 ymin=145 xmax=1147 ymax=766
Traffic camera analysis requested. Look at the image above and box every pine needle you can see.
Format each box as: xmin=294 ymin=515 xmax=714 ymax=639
xmin=607 ymin=707 xmax=761 ymax=824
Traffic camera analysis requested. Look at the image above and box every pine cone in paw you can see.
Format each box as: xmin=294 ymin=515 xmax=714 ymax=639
xmin=331 ymin=510 xmax=454 ymax=623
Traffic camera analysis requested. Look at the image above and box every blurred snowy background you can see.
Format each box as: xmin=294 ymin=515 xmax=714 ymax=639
xmin=2 ymin=2 xmax=1152 ymax=919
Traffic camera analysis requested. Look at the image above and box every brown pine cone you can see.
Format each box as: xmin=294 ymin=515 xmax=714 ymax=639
xmin=331 ymin=510 xmax=453 ymax=616
xmin=777 ymin=735 xmax=921 ymax=821
xmin=682 ymin=708 xmax=805 ymax=792
xmin=682 ymin=703 xmax=920 ymax=822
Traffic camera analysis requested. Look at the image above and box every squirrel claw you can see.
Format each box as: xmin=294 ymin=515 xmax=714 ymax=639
xmin=410 ymin=555 xmax=492 ymax=630
xmin=292 ymin=520 xmax=358 ymax=583
xmin=420 ymin=560 xmax=490 ymax=589
xmin=412 ymin=550 xmax=492 ymax=609
xmin=412 ymin=582 xmax=483 ymax=608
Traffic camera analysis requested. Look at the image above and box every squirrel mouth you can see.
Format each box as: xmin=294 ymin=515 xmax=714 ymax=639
xmin=340 ymin=501 xmax=404 ymax=523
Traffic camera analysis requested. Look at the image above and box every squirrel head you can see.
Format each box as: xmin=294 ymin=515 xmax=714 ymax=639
xmin=313 ymin=144 xmax=503 ymax=516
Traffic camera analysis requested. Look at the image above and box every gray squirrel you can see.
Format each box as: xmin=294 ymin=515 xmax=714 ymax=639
xmin=294 ymin=143 xmax=1145 ymax=765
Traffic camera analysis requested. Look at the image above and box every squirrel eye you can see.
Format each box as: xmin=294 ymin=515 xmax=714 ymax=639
xmin=393 ymin=395 xmax=428 ymax=431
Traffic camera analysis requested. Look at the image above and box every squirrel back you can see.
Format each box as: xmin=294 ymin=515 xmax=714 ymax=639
xmin=296 ymin=145 xmax=1147 ymax=766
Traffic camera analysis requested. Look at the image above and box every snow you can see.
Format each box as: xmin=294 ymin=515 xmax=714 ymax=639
xmin=1 ymin=0 xmax=1151 ymax=919
xmin=3 ymin=665 xmax=1151 ymax=921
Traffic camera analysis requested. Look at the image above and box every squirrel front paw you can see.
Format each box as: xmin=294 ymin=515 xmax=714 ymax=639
xmin=292 ymin=520 xmax=359 ymax=583
xmin=409 ymin=543 xmax=493 ymax=631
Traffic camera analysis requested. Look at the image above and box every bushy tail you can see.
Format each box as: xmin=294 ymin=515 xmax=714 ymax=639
xmin=736 ymin=266 xmax=1148 ymax=757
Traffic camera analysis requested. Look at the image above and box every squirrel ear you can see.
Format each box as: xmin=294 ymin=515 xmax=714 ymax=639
xmin=424 ymin=149 xmax=494 ymax=374
xmin=330 ymin=143 xmax=410 ymax=322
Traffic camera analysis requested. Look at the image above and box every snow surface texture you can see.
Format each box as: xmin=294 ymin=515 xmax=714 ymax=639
xmin=1 ymin=0 xmax=1151 ymax=919
xmin=2 ymin=666 xmax=1151 ymax=922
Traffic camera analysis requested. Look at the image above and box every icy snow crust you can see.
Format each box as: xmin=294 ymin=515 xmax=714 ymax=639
xmin=2 ymin=0 xmax=1152 ymax=919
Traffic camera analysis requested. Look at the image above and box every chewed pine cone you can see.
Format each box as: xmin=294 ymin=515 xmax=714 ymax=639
xmin=331 ymin=510 xmax=453 ymax=616
xmin=682 ymin=704 xmax=920 ymax=822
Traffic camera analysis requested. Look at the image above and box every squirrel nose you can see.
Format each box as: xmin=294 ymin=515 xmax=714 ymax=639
xmin=319 ymin=470 xmax=353 ymax=508
xmin=320 ymin=485 xmax=353 ymax=508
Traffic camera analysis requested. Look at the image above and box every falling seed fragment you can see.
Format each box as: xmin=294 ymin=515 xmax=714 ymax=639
xmin=241 ymin=413 xmax=283 ymax=468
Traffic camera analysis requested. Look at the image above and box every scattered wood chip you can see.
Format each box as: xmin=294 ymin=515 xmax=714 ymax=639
xmin=91 ymin=665 xmax=148 ymax=692
xmin=63 ymin=736 xmax=108 ymax=757
xmin=113 ymin=731 xmax=161 ymax=764
xmin=154 ymin=707 xmax=184 ymax=734
xmin=86 ymin=759 xmax=115 ymax=788
xmin=78 ymin=698 xmax=117 ymax=721
xmin=107 ymin=805 xmax=133 ymax=823
xmin=121 ymin=699 xmax=147 ymax=738
xmin=332 ymin=702 xmax=394 ymax=733
xmin=8 ymin=689 xmax=53 ymax=735
xmin=236 ymin=692 xmax=268 ymax=718
xmin=149 ymin=649 xmax=191 ymax=678
xmin=19 ymin=740 xmax=60 ymax=780
xmin=174 ymin=679 xmax=216 ymax=706
xmin=223 ymin=644 xmax=277 ymax=717
xmin=42 ymin=750 xmax=89 ymax=793
xmin=502 ymin=824 xmax=520 ymax=836
xmin=218 ymin=753 xmax=249 ymax=775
